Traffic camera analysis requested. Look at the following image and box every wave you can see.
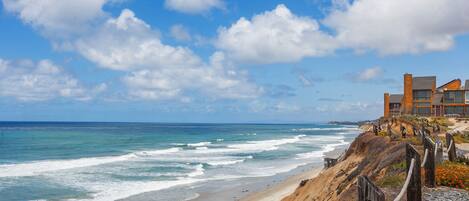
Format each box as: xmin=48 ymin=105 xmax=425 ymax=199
xmin=296 ymin=140 xmax=349 ymax=159
xmin=206 ymin=158 xmax=247 ymax=166
xmin=227 ymin=135 xmax=305 ymax=152
xmin=187 ymin=164 xmax=205 ymax=177
xmin=0 ymin=147 xmax=181 ymax=178
xmin=292 ymin=127 xmax=358 ymax=131
xmin=187 ymin=141 xmax=211 ymax=147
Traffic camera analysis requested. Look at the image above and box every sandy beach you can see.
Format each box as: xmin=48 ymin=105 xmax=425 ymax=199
xmin=241 ymin=167 xmax=322 ymax=201
xmin=239 ymin=144 xmax=348 ymax=201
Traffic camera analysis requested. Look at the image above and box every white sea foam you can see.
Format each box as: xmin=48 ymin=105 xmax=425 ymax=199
xmin=187 ymin=141 xmax=211 ymax=147
xmin=135 ymin=147 xmax=182 ymax=156
xmin=0 ymin=154 xmax=137 ymax=177
xmin=292 ymin=127 xmax=358 ymax=131
xmin=296 ymin=140 xmax=349 ymax=159
xmin=207 ymin=159 xmax=245 ymax=166
xmin=227 ymin=135 xmax=305 ymax=152
xmin=0 ymin=147 xmax=180 ymax=178
xmin=187 ymin=164 xmax=205 ymax=177
xmin=195 ymin=146 xmax=208 ymax=150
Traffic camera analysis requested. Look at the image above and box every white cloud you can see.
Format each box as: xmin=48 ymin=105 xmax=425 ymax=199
xmin=76 ymin=9 xmax=261 ymax=100
xmin=216 ymin=4 xmax=337 ymax=64
xmin=122 ymin=52 xmax=261 ymax=100
xmin=324 ymin=0 xmax=469 ymax=54
xmin=164 ymin=0 xmax=224 ymax=14
xmin=0 ymin=58 xmax=103 ymax=101
xmin=170 ymin=24 xmax=192 ymax=42
xmin=75 ymin=9 xmax=202 ymax=71
xmin=2 ymin=0 xmax=109 ymax=38
xmin=354 ymin=66 xmax=383 ymax=81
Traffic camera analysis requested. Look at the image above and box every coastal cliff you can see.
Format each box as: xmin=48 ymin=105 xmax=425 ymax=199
xmin=283 ymin=131 xmax=406 ymax=201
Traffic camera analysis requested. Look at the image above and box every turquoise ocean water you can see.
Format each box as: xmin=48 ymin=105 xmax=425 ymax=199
xmin=0 ymin=122 xmax=359 ymax=201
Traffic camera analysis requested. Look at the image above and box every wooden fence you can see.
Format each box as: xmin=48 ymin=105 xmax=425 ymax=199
xmin=356 ymin=127 xmax=462 ymax=201
xmin=422 ymin=136 xmax=436 ymax=187
xmin=357 ymin=176 xmax=385 ymax=201
xmin=324 ymin=157 xmax=338 ymax=168
xmin=445 ymin=133 xmax=457 ymax=161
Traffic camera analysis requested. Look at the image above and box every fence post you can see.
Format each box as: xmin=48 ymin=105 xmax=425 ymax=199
xmin=358 ymin=176 xmax=385 ymax=201
xmin=406 ymin=144 xmax=421 ymax=201
xmin=423 ymin=137 xmax=435 ymax=187
xmin=445 ymin=133 xmax=457 ymax=162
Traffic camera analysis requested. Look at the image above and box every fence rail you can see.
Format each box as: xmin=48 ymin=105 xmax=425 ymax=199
xmin=423 ymin=137 xmax=436 ymax=187
xmin=358 ymin=176 xmax=385 ymax=201
xmin=446 ymin=133 xmax=457 ymax=161
xmin=357 ymin=126 xmax=460 ymax=201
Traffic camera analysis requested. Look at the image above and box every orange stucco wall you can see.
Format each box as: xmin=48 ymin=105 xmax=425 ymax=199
xmin=403 ymin=74 xmax=413 ymax=114
xmin=384 ymin=93 xmax=390 ymax=118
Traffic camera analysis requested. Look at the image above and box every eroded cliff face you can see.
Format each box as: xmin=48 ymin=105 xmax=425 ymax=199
xmin=283 ymin=132 xmax=406 ymax=201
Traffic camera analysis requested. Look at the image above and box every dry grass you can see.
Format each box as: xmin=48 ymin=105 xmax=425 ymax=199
xmin=453 ymin=132 xmax=469 ymax=144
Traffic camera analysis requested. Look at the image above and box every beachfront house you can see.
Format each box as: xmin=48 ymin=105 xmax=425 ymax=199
xmin=384 ymin=74 xmax=469 ymax=118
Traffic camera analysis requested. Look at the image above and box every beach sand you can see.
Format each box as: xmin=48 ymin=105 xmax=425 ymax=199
xmin=240 ymin=167 xmax=322 ymax=201
xmin=239 ymin=145 xmax=348 ymax=201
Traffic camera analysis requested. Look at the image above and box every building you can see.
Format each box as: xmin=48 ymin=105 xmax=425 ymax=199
xmin=383 ymin=74 xmax=469 ymax=118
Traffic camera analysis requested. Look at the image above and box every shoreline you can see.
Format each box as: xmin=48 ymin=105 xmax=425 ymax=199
xmin=239 ymin=144 xmax=348 ymax=201
xmin=121 ymin=143 xmax=350 ymax=201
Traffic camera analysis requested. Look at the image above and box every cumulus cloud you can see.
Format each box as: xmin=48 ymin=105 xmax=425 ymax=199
xmin=324 ymin=0 xmax=469 ymax=54
xmin=216 ymin=2 xmax=469 ymax=62
xmin=2 ymin=0 xmax=109 ymax=38
xmin=164 ymin=0 xmax=224 ymax=14
xmin=216 ymin=4 xmax=337 ymax=64
xmin=123 ymin=52 xmax=261 ymax=100
xmin=75 ymin=9 xmax=202 ymax=71
xmin=170 ymin=24 xmax=192 ymax=42
xmin=0 ymin=58 xmax=104 ymax=101
xmin=76 ymin=9 xmax=261 ymax=100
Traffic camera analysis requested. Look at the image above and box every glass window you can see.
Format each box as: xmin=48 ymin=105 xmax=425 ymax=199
xmin=445 ymin=106 xmax=464 ymax=115
xmin=466 ymin=91 xmax=469 ymax=104
xmin=413 ymin=107 xmax=431 ymax=116
xmin=390 ymin=103 xmax=401 ymax=110
xmin=413 ymin=90 xmax=431 ymax=101
xmin=415 ymin=102 xmax=431 ymax=107
xmin=444 ymin=91 xmax=464 ymax=103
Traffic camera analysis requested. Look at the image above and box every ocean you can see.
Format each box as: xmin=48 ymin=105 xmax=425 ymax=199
xmin=0 ymin=122 xmax=359 ymax=201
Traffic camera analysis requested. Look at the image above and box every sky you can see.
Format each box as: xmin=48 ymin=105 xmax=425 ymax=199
xmin=0 ymin=0 xmax=469 ymax=123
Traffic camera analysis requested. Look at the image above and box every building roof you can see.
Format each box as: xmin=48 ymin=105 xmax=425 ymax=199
xmin=465 ymin=80 xmax=469 ymax=90
xmin=432 ymin=93 xmax=443 ymax=105
xmin=389 ymin=94 xmax=403 ymax=103
xmin=413 ymin=76 xmax=436 ymax=90
xmin=437 ymin=79 xmax=461 ymax=90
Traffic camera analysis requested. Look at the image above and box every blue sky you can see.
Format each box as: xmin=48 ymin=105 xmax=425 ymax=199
xmin=0 ymin=0 xmax=468 ymax=123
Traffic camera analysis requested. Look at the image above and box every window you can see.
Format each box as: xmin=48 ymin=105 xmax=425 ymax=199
xmin=444 ymin=91 xmax=464 ymax=104
xmin=466 ymin=91 xmax=469 ymax=104
xmin=413 ymin=90 xmax=431 ymax=101
xmin=390 ymin=103 xmax=401 ymax=110
xmin=445 ymin=106 xmax=464 ymax=115
xmin=415 ymin=102 xmax=431 ymax=107
xmin=413 ymin=107 xmax=431 ymax=116
xmin=465 ymin=107 xmax=469 ymax=117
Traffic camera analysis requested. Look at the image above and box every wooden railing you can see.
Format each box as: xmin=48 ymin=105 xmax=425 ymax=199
xmin=357 ymin=121 xmax=462 ymax=201
xmin=357 ymin=176 xmax=385 ymax=201
xmin=445 ymin=133 xmax=457 ymax=161
xmin=324 ymin=157 xmax=338 ymax=168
